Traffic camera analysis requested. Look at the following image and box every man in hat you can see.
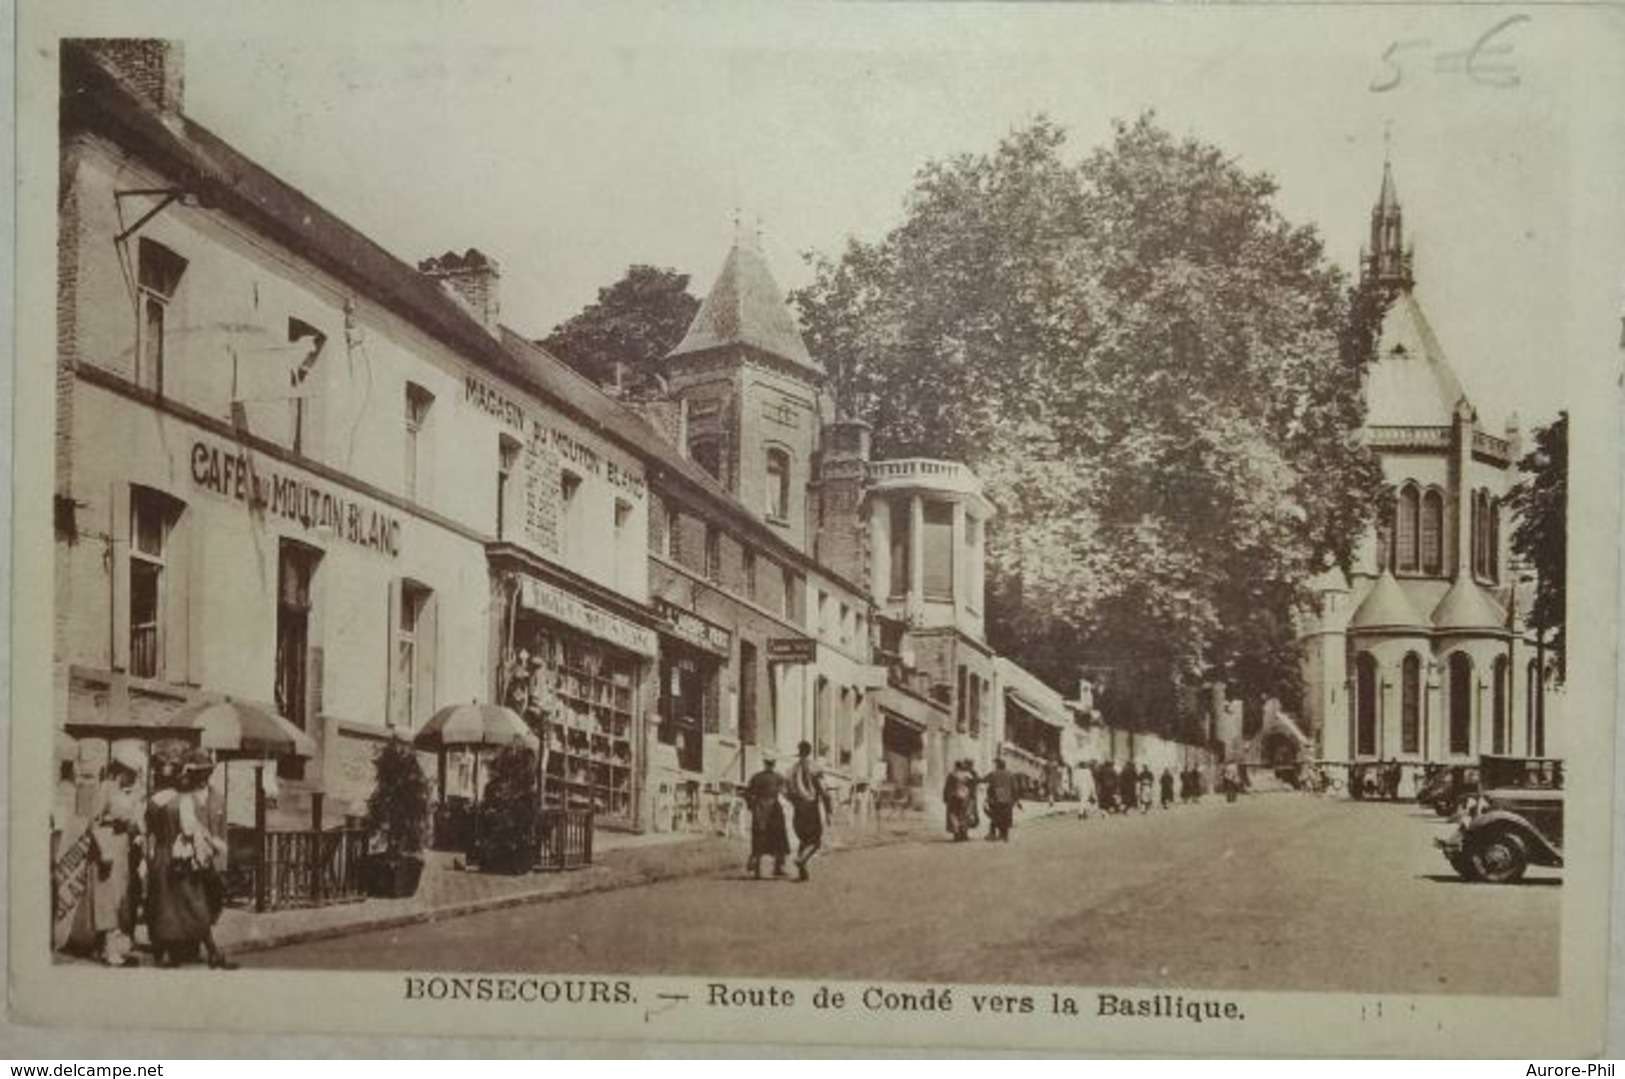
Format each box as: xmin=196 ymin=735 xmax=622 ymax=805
xmin=787 ymin=741 xmax=833 ymax=881
xmin=743 ymin=754 xmax=789 ymax=879
xmin=983 ymin=757 xmax=1020 ymax=841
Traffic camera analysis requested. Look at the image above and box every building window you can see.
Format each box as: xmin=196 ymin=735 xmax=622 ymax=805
xmin=704 ymin=525 xmax=721 ymax=582
xmin=404 ymin=382 xmax=434 ymax=501
xmin=1488 ymin=497 xmax=1500 ymax=582
xmin=1394 ymin=485 xmax=1419 ymax=574
xmin=738 ymin=640 xmax=760 ymax=746
xmin=1447 ymin=652 xmax=1473 ymax=756
xmin=814 ymin=676 xmax=831 ymax=757
xmin=559 ymin=470 xmax=583 ymax=560
xmin=136 ymin=239 xmax=187 ymax=394
xmin=1492 ymin=655 xmax=1509 ymax=754
xmin=817 ymin=591 xmax=830 ymax=637
xmin=782 ymin=567 xmax=798 ymax=621
xmin=129 ymin=487 xmax=181 ymax=679
xmin=1401 ymin=653 xmax=1421 ymax=754
xmin=922 ymin=500 xmax=955 ymax=600
xmin=612 ymin=499 xmax=634 ymax=586
xmin=743 ymin=548 xmax=757 ymax=601
xmin=1354 ymin=653 xmax=1378 ymax=757
xmin=955 ymin=665 xmax=968 ymax=734
xmin=888 ymin=500 xmax=910 ymax=597
xmin=497 ymin=434 xmax=522 ymax=540
xmin=275 ymin=541 xmax=322 ymax=734
xmin=1471 ymin=489 xmax=1499 ymax=582
xmin=1420 ymin=489 xmax=1444 ymax=576
xmin=766 ymin=448 xmax=791 ymax=522
xmin=392 ymin=581 xmax=435 ymax=730
xmin=690 ymin=437 xmax=721 ymax=482
xmin=665 ymin=503 xmax=682 ymax=561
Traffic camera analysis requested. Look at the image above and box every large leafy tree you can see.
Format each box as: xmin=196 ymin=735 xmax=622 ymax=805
xmin=795 ymin=115 xmax=1385 ymax=733
xmin=541 ymin=265 xmax=700 ymax=394
xmin=1507 ymin=412 xmax=1567 ymax=681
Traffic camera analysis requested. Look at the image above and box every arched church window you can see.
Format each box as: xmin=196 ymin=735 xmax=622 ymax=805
xmin=1355 ymin=654 xmax=1379 ymax=757
xmin=1488 ymin=497 xmax=1501 ymax=582
xmin=1395 ymin=485 xmax=1419 ymax=573
xmin=1447 ymin=652 xmax=1473 ymax=756
xmin=1401 ymin=653 xmax=1421 ymax=754
xmin=1420 ymin=489 xmax=1444 ymax=576
xmin=765 ymin=448 xmax=791 ymax=522
xmin=1492 ymin=655 xmax=1509 ymax=753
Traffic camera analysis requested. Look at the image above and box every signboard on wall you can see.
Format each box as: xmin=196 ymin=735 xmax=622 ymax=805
xmin=767 ymin=637 xmax=817 ymax=665
xmin=518 ymin=577 xmax=658 ymax=657
xmin=655 ymin=600 xmax=732 ymax=656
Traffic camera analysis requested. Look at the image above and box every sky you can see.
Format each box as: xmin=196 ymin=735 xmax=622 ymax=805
xmin=127 ymin=3 xmax=1625 ymax=431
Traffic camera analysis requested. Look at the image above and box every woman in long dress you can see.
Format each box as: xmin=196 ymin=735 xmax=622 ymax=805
xmin=87 ymin=746 xmax=144 ymax=966
xmin=146 ymin=747 xmax=235 ymax=969
xmin=943 ymin=761 xmax=973 ymax=841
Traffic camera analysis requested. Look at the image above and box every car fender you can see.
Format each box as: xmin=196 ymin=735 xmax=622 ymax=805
xmin=1464 ymin=810 xmax=1562 ymax=864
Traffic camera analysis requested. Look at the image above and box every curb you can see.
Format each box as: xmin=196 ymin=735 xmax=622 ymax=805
xmin=226 ymin=809 xmax=1096 ymax=957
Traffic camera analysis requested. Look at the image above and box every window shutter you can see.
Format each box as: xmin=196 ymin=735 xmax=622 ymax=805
xmin=418 ymin=590 xmax=439 ymax=727
xmin=385 ymin=578 xmax=401 ymax=728
xmin=112 ymin=484 xmax=133 ymax=672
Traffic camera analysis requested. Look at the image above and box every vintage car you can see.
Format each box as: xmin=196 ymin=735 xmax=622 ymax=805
xmin=1417 ymin=762 xmax=1479 ymax=817
xmin=1436 ymin=755 xmax=1564 ymax=883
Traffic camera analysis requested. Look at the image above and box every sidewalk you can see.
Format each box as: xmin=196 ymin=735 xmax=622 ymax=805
xmin=216 ymin=804 xmax=1036 ymax=956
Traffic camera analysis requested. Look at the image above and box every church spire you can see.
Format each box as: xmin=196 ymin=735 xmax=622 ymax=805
xmin=1362 ymin=150 xmax=1414 ymax=295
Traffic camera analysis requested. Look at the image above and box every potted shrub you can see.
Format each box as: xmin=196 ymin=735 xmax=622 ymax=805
xmin=474 ymin=746 xmax=538 ymax=874
xmin=362 ymin=737 xmax=431 ymax=897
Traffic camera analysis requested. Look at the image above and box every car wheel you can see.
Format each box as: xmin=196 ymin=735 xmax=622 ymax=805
xmin=1469 ymin=829 xmax=1528 ymax=884
xmin=1445 ymin=850 xmax=1479 ymax=881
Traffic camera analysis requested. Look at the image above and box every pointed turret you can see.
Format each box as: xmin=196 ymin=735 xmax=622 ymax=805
xmin=669 ymin=236 xmax=822 ymax=380
xmin=1362 ymin=159 xmax=1414 ymax=294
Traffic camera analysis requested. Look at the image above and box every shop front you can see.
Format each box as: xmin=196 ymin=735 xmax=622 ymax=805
xmin=875 ymin=684 xmax=946 ymax=809
xmin=654 ymin=600 xmax=732 ymax=776
xmin=1001 ymin=690 xmax=1067 ymax=800
xmin=492 ymin=556 xmax=658 ymax=828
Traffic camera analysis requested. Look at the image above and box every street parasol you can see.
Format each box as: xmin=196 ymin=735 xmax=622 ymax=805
xmin=413 ymin=701 xmax=539 ymax=753
xmin=161 ymin=696 xmax=316 ymax=759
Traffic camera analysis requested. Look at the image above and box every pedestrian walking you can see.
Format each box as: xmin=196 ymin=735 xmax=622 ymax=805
xmin=983 ymin=758 xmax=1020 ymax=841
xmin=1137 ymin=765 xmax=1154 ymax=813
xmin=1117 ymin=761 xmax=1137 ymax=816
xmin=786 ymin=741 xmax=832 ymax=882
xmin=1075 ymin=760 xmax=1097 ymax=819
xmin=944 ymin=759 xmax=976 ymax=840
xmin=1222 ymin=760 xmax=1241 ymax=803
xmin=145 ymin=746 xmax=234 ymax=969
xmin=743 ymin=755 xmax=790 ymax=879
xmin=1159 ymin=767 xmax=1175 ymax=810
xmin=87 ymin=744 xmax=144 ymax=966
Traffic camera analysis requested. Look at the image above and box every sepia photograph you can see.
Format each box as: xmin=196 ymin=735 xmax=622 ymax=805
xmin=8 ymin=0 xmax=1622 ymax=1057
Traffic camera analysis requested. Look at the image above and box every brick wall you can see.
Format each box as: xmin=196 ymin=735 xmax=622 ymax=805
xmin=79 ymin=39 xmax=184 ymax=112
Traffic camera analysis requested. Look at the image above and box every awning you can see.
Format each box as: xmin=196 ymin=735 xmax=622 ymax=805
xmin=877 ymin=686 xmax=945 ymax=732
xmin=1004 ymin=687 xmax=1067 ymax=729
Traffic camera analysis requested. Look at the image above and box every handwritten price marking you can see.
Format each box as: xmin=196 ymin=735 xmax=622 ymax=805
xmin=1370 ymin=14 xmax=1530 ymax=92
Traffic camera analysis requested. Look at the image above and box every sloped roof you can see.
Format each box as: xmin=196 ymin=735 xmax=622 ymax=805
xmin=61 ymin=43 xmax=868 ymax=597
xmin=1349 ymin=570 xmax=1428 ymax=632
xmin=669 ymin=241 xmax=821 ymax=376
xmin=1431 ymin=576 xmax=1508 ymax=633
xmin=1366 ymin=291 xmax=1469 ymax=428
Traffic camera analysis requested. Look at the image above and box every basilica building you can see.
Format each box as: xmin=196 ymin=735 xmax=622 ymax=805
xmin=1298 ymin=162 xmax=1559 ymax=774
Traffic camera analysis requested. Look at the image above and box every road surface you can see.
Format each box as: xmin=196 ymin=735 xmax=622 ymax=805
xmin=243 ymin=794 xmax=1558 ymax=995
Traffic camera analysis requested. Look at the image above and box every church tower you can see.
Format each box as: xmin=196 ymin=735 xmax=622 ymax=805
xmin=1361 ymin=159 xmax=1414 ymax=295
xmin=664 ymin=234 xmax=827 ymax=551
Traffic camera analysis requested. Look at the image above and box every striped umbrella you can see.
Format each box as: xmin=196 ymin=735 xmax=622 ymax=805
xmin=162 ymin=696 xmax=316 ymax=759
xmin=413 ymin=701 xmax=538 ymax=752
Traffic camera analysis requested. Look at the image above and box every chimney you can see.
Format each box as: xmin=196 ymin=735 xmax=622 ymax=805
xmin=80 ymin=39 xmax=185 ymax=114
xmin=418 ymin=248 xmax=501 ymax=332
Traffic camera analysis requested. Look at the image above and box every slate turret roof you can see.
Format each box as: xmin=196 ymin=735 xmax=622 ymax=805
xmin=669 ymin=239 xmax=822 ymax=378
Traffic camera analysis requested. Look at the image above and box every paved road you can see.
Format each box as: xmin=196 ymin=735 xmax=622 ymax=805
xmin=244 ymin=795 xmax=1559 ymax=994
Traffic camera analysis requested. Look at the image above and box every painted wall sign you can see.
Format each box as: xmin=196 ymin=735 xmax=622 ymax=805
xmin=189 ymin=439 xmax=401 ymax=557
xmin=519 ymin=577 xmax=658 ymax=657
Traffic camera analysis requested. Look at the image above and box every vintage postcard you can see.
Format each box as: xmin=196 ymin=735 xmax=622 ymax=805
xmin=8 ymin=0 xmax=1622 ymax=1056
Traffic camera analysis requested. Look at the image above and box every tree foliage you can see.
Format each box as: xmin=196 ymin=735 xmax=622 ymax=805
xmin=1507 ymin=411 xmax=1566 ymax=681
xmin=541 ymin=265 xmax=700 ymax=395
xmin=794 ymin=115 xmax=1385 ymax=731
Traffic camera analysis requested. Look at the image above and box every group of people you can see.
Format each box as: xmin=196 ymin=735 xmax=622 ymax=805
xmin=742 ymin=741 xmax=833 ymax=882
xmin=942 ymin=757 xmax=1021 ymax=842
xmin=54 ymin=741 xmax=237 ymax=969
xmin=1351 ymin=758 xmax=1408 ymax=801
xmin=1075 ymin=761 xmax=1211 ymax=816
